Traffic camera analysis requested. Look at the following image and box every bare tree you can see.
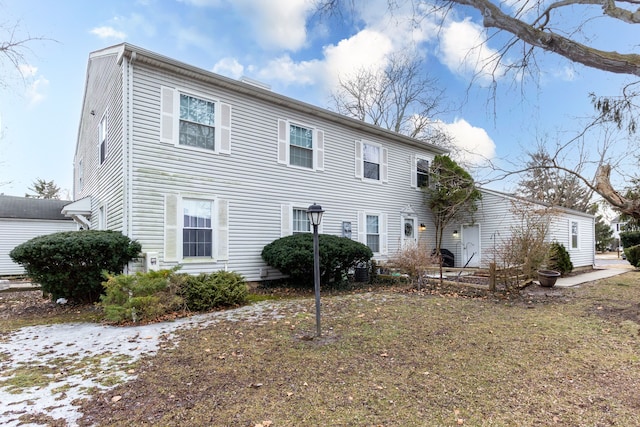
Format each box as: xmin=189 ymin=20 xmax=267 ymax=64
xmin=316 ymin=1 xmax=640 ymax=218
xmin=330 ymin=51 xmax=451 ymax=147
xmin=0 ymin=20 xmax=47 ymax=89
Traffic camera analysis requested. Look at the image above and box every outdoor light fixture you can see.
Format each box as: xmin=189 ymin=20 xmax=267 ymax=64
xmin=307 ymin=203 xmax=324 ymax=337
xmin=419 ymin=223 xmax=426 ymax=232
xmin=453 ymin=230 xmax=459 ymax=238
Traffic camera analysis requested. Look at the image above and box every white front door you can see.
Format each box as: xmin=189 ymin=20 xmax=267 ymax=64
xmin=402 ymin=216 xmax=418 ymax=248
xmin=462 ymin=224 xmax=480 ymax=268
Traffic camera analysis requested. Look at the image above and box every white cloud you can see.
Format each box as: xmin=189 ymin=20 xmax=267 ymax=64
xmin=257 ymin=54 xmax=321 ymax=86
xmin=434 ymin=118 xmax=496 ymax=166
xmin=90 ymin=26 xmax=127 ymax=40
xmin=212 ymin=57 xmax=245 ymax=79
xmin=18 ymin=64 xmax=38 ymax=77
xmin=25 ymin=75 xmax=49 ymax=106
xmin=438 ymin=18 xmax=505 ymax=84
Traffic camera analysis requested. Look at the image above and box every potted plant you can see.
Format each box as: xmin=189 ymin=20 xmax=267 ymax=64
xmin=537 ymin=269 xmax=561 ymax=287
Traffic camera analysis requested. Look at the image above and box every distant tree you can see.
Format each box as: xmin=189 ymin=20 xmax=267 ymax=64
xmin=330 ymin=51 xmax=451 ymax=147
xmin=26 ymin=178 xmax=60 ymax=199
xmin=517 ymin=149 xmax=592 ymax=212
xmin=595 ymin=214 xmax=614 ymax=252
xmin=423 ymin=155 xmax=482 ymax=279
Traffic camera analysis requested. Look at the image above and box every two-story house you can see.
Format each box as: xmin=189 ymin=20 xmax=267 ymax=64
xmin=64 ymin=43 xmax=595 ymax=280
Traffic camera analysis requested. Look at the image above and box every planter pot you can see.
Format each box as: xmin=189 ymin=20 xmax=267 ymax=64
xmin=537 ymin=270 xmax=561 ymax=287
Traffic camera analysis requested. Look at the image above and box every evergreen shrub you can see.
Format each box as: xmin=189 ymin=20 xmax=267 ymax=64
xmin=10 ymin=230 xmax=141 ymax=303
xmin=178 ymin=271 xmax=248 ymax=311
xmin=624 ymin=245 xmax=640 ymax=268
xmin=620 ymin=231 xmax=640 ymax=249
xmin=261 ymin=233 xmax=373 ymax=286
xmin=547 ymin=242 xmax=573 ymax=275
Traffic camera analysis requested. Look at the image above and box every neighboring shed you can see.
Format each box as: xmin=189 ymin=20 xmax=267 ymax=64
xmin=0 ymin=195 xmax=77 ymax=276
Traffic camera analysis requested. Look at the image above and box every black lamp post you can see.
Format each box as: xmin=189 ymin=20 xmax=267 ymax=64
xmin=307 ymin=203 xmax=324 ymax=337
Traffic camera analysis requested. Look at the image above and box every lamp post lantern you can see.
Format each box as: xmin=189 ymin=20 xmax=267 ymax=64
xmin=307 ymin=203 xmax=324 ymax=337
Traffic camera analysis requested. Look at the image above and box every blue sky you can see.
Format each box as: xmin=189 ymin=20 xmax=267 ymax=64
xmin=0 ymin=0 xmax=636 ymax=199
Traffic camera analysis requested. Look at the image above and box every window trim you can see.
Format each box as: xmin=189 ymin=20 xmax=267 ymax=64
xmin=412 ymin=155 xmax=431 ymax=189
xmin=277 ymin=119 xmax=324 ymax=171
xmin=570 ymin=220 xmax=579 ymax=250
xmin=98 ymin=113 xmax=107 ymax=165
xmin=181 ymin=198 xmax=215 ymax=259
xmin=355 ymin=139 xmax=388 ymax=183
xmin=281 ymin=203 xmax=323 ymax=236
xmin=160 ymin=86 xmax=232 ymax=155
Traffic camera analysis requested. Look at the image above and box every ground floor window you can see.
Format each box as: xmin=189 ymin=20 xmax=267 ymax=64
xmin=183 ymin=199 xmax=213 ymax=257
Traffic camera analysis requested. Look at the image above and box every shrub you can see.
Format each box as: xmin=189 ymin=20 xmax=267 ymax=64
xmin=620 ymin=231 xmax=640 ymax=249
xmin=387 ymin=243 xmax=438 ymax=289
xmin=10 ymin=230 xmax=141 ymax=303
xmin=624 ymin=245 xmax=640 ymax=268
xmin=178 ymin=271 xmax=248 ymax=311
xmin=100 ymin=269 xmax=184 ymax=323
xmin=261 ymin=234 xmax=373 ymax=286
xmin=547 ymin=242 xmax=573 ymax=275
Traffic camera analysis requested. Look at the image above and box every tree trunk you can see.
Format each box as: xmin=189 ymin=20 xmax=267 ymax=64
xmin=594 ymin=164 xmax=640 ymax=219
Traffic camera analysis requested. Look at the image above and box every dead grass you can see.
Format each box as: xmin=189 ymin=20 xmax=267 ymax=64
xmin=68 ymin=272 xmax=640 ymax=426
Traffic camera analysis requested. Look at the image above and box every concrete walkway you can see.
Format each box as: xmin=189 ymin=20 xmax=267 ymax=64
xmin=554 ymin=268 xmax=633 ymax=287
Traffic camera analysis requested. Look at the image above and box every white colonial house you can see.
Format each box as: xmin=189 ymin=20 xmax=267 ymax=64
xmin=0 ymin=195 xmax=77 ymax=276
xmin=66 ymin=43 xmax=595 ymax=280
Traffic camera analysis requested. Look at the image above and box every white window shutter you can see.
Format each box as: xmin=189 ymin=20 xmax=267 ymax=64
xmin=217 ymin=199 xmax=229 ymax=260
xmin=281 ymin=204 xmax=292 ymax=236
xmin=277 ymin=119 xmax=288 ymax=164
xmin=160 ymin=87 xmax=175 ymax=144
xmin=315 ymin=129 xmax=325 ymax=171
xmin=164 ymin=194 xmax=179 ymax=261
xmin=381 ymin=147 xmax=389 ymax=183
xmin=354 ymin=140 xmax=363 ymax=179
xmin=219 ymin=103 xmax=232 ymax=154
xmin=380 ymin=213 xmax=388 ymax=255
xmin=410 ymin=155 xmax=417 ymax=188
xmin=357 ymin=210 xmax=366 ymax=244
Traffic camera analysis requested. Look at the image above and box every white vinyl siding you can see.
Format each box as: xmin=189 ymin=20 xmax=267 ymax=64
xmin=160 ymin=86 xmax=231 ymax=155
xmin=277 ymin=119 xmax=324 ymax=170
xmin=355 ymin=140 xmax=388 ymax=182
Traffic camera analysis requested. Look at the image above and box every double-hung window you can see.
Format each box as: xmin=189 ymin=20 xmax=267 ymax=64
xmin=417 ymin=158 xmax=430 ymax=187
xmin=289 ymin=125 xmax=313 ymax=168
xmin=571 ymin=221 xmax=579 ymax=249
xmin=183 ymin=199 xmax=213 ymax=257
xmin=366 ymin=215 xmax=380 ymax=252
xmin=363 ymin=143 xmax=380 ymax=180
xmin=277 ymin=120 xmax=324 ymax=171
xmin=98 ymin=115 xmax=107 ymax=165
xmin=179 ymin=94 xmax=216 ymax=151
xmin=292 ymin=208 xmax=311 ymax=233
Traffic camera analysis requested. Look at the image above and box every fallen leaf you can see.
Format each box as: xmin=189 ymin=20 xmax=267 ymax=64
xmin=250 ymin=383 xmax=263 ymax=388
xmin=111 ymin=395 xmax=122 ymax=403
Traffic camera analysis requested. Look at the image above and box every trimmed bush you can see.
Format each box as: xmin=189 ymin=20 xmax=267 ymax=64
xmin=620 ymin=231 xmax=640 ymax=249
xmin=547 ymin=242 xmax=573 ymax=275
xmin=178 ymin=271 xmax=248 ymax=311
xmin=100 ymin=269 xmax=185 ymax=323
xmin=624 ymin=245 xmax=640 ymax=268
xmin=261 ymin=233 xmax=373 ymax=286
xmin=10 ymin=230 xmax=141 ymax=303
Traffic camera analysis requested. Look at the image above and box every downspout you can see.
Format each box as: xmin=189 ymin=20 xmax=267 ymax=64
xmin=121 ymin=51 xmax=135 ymax=239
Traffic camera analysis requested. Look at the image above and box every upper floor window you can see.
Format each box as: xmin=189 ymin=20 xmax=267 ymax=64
xmin=277 ymin=119 xmax=324 ymax=171
xmin=363 ymin=143 xmax=380 ymax=180
xmin=78 ymin=158 xmax=84 ymax=191
xmin=292 ymin=208 xmax=311 ymax=233
xmin=183 ymin=199 xmax=213 ymax=257
xmin=571 ymin=220 xmax=579 ymax=249
xmin=98 ymin=115 xmax=107 ymax=165
xmin=417 ymin=158 xmax=430 ymax=187
xmin=354 ymin=140 xmax=388 ymax=182
xmin=289 ymin=125 xmax=313 ymax=168
xmin=179 ymin=94 xmax=215 ymax=151
xmin=160 ymin=86 xmax=231 ymax=155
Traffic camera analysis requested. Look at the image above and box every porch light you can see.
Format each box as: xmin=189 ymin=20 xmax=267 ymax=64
xmin=419 ymin=223 xmax=426 ymax=232
xmin=453 ymin=230 xmax=459 ymax=238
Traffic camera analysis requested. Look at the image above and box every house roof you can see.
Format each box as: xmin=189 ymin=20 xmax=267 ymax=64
xmin=479 ymin=187 xmax=595 ymax=219
xmin=0 ymin=195 xmax=73 ymax=221
xmin=86 ymin=43 xmax=449 ymax=156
